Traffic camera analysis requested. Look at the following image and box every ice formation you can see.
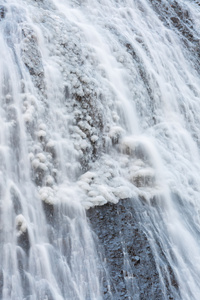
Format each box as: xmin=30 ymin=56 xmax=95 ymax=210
xmin=1 ymin=0 xmax=200 ymax=299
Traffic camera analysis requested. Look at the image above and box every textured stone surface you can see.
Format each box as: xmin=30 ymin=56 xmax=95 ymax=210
xmin=149 ymin=0 xmax=200 ymax=71
xmin=0 ymin=5 xmax=7 ymax=20
xmin=87 ymin=199 xmax=180 ymax=299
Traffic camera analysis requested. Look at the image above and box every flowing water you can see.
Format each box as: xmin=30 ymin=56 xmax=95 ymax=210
xmin=0 ymin=0 xmax=200 ymax=299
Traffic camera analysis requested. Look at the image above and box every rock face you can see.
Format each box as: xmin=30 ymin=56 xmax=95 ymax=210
xmin=0 ymin=6 xmax=7 ymax=20
xmin=87 ymin=199 xmax=179 ymax=300
xmin=149 ymin=0 xmax=200 ymax=72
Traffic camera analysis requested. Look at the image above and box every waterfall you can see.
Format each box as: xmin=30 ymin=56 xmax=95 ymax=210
xmin=0 ymin=0 xmax=200 ymax=299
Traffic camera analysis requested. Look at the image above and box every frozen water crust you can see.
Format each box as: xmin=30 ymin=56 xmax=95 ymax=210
xmin=78 ymin=135 xmax=163 ymax=209
xmin=20 ymin=0 xmax=171 ymax=209
xmin=10 ymin=0 xmax=200 ymax=211
xmin=6 ymin=0 xmax=160 ymax=209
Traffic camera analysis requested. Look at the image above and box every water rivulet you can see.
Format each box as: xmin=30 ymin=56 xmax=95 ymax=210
xmin=0 ymin=0 xmax=200 ymax=299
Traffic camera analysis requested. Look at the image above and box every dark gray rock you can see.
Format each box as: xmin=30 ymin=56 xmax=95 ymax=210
xmin=149 ymin=0 xmax=200 ymax=72
xmin=21 ymin=26 xmax=45 ymax=92
xmin=0 ymin=6 xmax=7 ymax=20
xmin=87 ymin=199 xmax=179 ymax=300
xmin=17 ymin=230 xmax=30 ymax=255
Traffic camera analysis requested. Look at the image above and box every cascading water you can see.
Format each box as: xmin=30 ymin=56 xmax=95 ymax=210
xmin=1 ymin=0 xmax=200 ymax=299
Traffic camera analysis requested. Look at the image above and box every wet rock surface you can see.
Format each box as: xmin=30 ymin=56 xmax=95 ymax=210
xmin=0 ymin=6 xmax=7 ymax=20
xmin=21 ymin=26 xmax=45 ymax=92
xmin=87 ymin=199 xmax=179 ymax=300
xmin=149 ymin=0 xmax=200 ymax=71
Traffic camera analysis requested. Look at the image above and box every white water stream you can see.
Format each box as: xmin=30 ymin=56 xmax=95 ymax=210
xmin=1 ymin=0 xmax=200 ymax=299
